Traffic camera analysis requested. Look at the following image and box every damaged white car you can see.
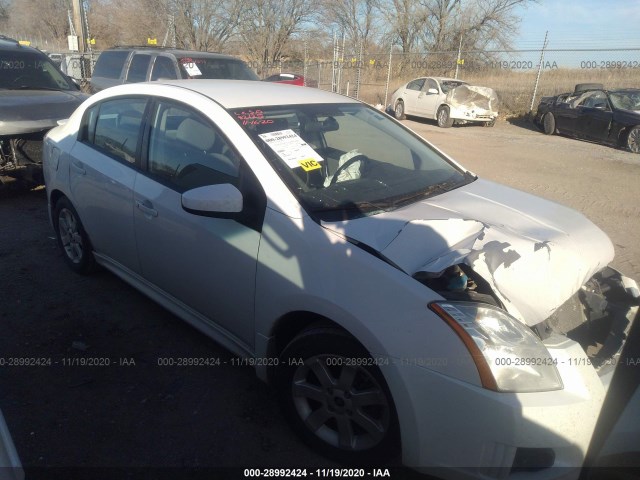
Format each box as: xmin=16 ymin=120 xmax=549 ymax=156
xmin=44 ymin=80 xmax=637 ymax=478
xmin=390 ymin=76 xmax=498 ymax=127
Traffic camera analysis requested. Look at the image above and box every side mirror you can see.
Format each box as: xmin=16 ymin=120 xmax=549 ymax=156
xmin=182 ymin=184 xmax=243 ymax=214
xmin=427 ymin=88 xmax=439 ymax=95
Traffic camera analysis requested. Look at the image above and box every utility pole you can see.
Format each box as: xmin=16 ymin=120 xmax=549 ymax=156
xmin=71 ymin=0 xmax=87 ymax=53
xmin=529 ymin=31 xmax=549 ymax=114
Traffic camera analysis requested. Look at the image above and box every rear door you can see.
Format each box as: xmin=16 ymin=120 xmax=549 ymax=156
xmin=402 ymin=78 xmax=426 ymax=115
xmin=68 ymin=96 xmax=148 ymax=272
xmin=415 ymin=78 xmax=442 ymax=118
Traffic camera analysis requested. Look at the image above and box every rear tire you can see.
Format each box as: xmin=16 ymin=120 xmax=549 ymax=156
xmin=394 ymin=100 xmax=405 ymax=120
xmin=276 ymin=327 xmax=399 ymax=464
xmin=437 ymin=106 xmax=453 ymax=128
xmin=543 ymin=112 xmax=556 ymax=135
xmin=53 ymin=197 xmax=95 ymax=274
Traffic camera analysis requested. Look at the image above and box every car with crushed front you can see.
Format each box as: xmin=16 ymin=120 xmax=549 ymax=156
xmin=42 ymin=79 xmax=638 ymax=478
xmin=0 ymin=35 xmax=88 ymax=186
xmin=535 ymin=83 xmax=640 ymax=153
xmin=390 ymin=76 xmax=498 ymax=127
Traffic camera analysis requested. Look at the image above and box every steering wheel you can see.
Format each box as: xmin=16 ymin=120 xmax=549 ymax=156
xmin=329 ymin=154 xmax=369 ymax=186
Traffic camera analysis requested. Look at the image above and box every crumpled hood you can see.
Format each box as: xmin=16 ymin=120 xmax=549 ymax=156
xmin=446 ymin=85 xmax=499 ymax=115
xmin=322 ymin=178 xmax=614 ymax=326
xmin=0 ymin=90 xmax=88 ymax=136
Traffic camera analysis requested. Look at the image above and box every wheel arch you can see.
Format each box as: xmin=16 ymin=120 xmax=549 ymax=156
xmin=264 ymin=310 xmax=352 ymax=383
xmin=618 ymin=124 xmax=640 ymax=146
xmin=49 ymin=188 xmax=66 ymax=211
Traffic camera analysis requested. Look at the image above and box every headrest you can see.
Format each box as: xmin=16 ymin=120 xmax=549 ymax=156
xmin=176 ymin=118 xmax=215 ymax=151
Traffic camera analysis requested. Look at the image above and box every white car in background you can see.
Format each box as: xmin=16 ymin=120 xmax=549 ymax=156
xmin=43 ymin=80 xmax=637 ymax=478
xmin=391 ymin=76 xmax=499 ymax=127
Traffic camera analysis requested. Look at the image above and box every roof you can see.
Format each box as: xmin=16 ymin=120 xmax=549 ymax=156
xmin=106 ymin=46 xmax=240 ymax=60
xmin=155 ymin=79 xmax=360 ymax=109
xmin=433 ymin=77 xmax=467 ymax=83
xmin=0 ymin=36 xmax=38 ymax=52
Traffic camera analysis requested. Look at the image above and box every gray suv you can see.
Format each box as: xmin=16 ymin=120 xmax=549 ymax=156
xmin=89 ymin=47 xmax=258 ymax=93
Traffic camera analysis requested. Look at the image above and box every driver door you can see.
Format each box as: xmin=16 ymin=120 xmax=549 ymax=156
xmin=133 ymin=99 xmax=266 ymax=348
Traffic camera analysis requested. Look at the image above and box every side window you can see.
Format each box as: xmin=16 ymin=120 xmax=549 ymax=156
xmin=147 ymin=101 xmax=240 ymax=192
xmin=92 ymin=98 xmax=147 ymax=164
xmin=580 ymin=91 xmax=609 ymax=109
xmin=150 ymin=56 xmax=178 ymax=81
xmin=126 ymin=54 xmax=151 ymax=83
xmin=92 ymin=50 xmax=129 ymax=79
xmin=79 ymin=104 xmax=99 ymax=142
xmin=427 ymin=79 xmax=438 ymax=92
xmin=407 ymin=78 xmax=425 ymax=91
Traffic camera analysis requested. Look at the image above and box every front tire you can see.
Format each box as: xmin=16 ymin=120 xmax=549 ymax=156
xmin=626 ymin=126 xmax=640 ymax=153
xmin=394 ymin=100 xmax=405 ymax=120
xmin=437 ymin=106 xmax=453 ymax=128
xmin=53 ymin=197 xmax=95 ymax=274
xmin=276 ymin=327 xmax=399 ymax=464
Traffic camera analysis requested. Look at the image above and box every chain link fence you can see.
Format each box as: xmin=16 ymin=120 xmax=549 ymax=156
xmin=6 ymin=29 xmax=639 ymax=115
xmin=257 ymin=42 xmax=640 ymax=115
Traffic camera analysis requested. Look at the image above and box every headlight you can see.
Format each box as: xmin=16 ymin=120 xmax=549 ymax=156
xmin=430 ymin=301 xmax=563 ymax=393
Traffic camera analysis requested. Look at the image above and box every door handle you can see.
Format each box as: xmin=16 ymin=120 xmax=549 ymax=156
xmin=136 ymin=200 xmax=158 ymax=218
xmin=70 ymin=161 xmax=86 ymax=175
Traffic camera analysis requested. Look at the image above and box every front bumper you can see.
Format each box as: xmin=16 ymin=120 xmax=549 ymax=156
xmin=391 ymin=270 xmax=638 ymax=479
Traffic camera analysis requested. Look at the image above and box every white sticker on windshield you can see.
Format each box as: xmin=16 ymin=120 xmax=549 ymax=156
xmin=258 ymin=129 xmax=324 ymax=170
xmin=182 ymin=62 xmax=202 ymax=76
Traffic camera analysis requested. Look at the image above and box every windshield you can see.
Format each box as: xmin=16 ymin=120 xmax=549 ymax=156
xmin=0 ymin=50 xmax=74 ymax=90
xmin=233 ymin=103 xmax=474 ymax=220
xmin=177 ymin=56 xmax=258 ymax=80
xmin=608 ymin=90 xmax=640 ymax=111
xmin=440 ymin=80 xmax=467 ymax=94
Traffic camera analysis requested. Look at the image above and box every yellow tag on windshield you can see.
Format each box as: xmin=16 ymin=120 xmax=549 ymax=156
xmin=298 ymin=159 xmax=322 ymax=171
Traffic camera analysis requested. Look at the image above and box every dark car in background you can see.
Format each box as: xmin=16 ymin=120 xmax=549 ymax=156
xmin=0 ymin=35 xmax=88 ymax=186
xmin=88 ymin=47 xmax=259 ymax=93
xmin=535 ymin=83 xmax=640 ymax=153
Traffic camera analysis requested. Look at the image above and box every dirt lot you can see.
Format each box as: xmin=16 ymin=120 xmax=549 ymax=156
xmin=1 ymin=119 xmax=639 ymax=479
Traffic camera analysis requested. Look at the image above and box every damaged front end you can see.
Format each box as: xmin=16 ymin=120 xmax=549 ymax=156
xmin=0 ymin=133 xmax=45 ymax=186
xmin=325 ymin=177 xmax=638 ymax=384
xmin=446 ymin=85 xmax=499 ymax=124
xmin=415 ymin=263 xmax=639 ymax=374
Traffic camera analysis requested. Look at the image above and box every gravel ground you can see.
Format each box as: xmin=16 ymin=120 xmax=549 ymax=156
xmin=1 ymin=118 xmax=638 ymax=479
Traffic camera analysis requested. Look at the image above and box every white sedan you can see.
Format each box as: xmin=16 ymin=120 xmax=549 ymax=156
xmin=43 ymin=80 xmax=637 ymax=477
xmin=391 ymin=76 xmax=499 ymax=127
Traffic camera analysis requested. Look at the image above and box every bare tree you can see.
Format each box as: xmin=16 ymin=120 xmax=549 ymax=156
xmin=379 ymin=0 xmax=427 ymax=53
xmin=238 ymin=0 xmax=316 ymax=72
xmin=7 ymin=0 xmax=71 ymax=41
xmin=0 ymin=0 xmax=10 ymax=29
xmin=88 ymin=0 xmax=169 ymax=48
xmin=170 ymin=0 xmax=245 ymax=52
xmin=320 ymin=0 xmax=381 ymax=52
xmin=420 ymin=0 xmax=537 ymax=52
xmin=380 ymin=0 xmax=536 ymax=54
